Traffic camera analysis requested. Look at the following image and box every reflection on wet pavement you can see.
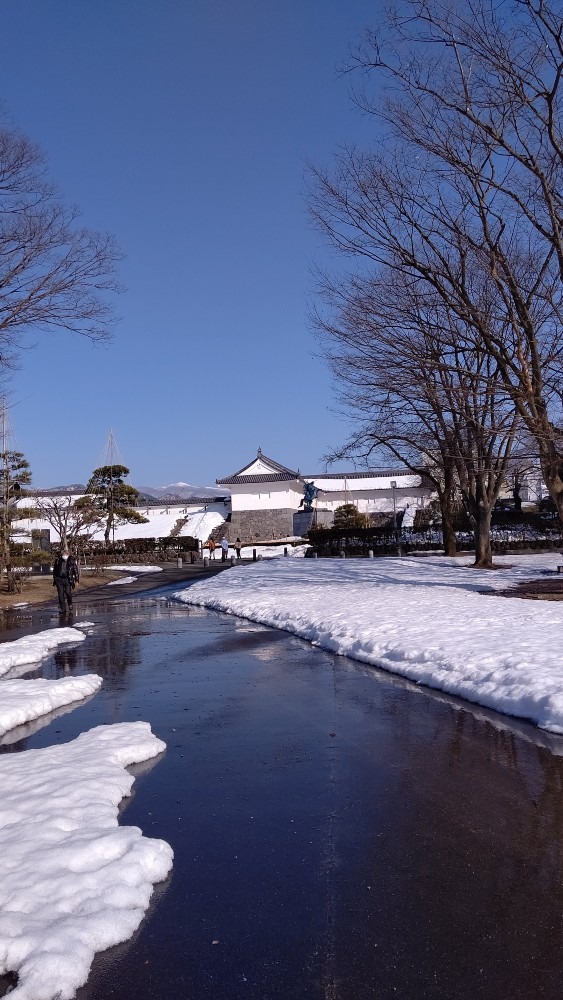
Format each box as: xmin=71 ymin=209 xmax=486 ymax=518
xmin=1 ymin=589 xmax=563 ymax=999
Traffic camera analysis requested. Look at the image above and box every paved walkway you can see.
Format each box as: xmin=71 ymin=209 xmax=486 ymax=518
xmin=17 ymin=595 xmax=563 ymax=1000
xmin=77 ymin=558 xmax=239 ymax=601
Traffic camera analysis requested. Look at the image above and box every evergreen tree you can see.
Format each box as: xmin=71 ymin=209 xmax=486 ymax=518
xmin=333 ymin=503 xmax=368 ymax=529
xmin=83 ymin=464 xmax=148 ymax=545
xmin=0 ymin=451 xmax=36 ymax=592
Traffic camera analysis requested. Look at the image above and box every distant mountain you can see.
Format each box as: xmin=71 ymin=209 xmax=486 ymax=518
xmin=136 ymin=482 xmax=230 ymax=501
xmin=35 ymin=481 xmax=230 ymax=503
xmin=39 ymin=484 xmax=87 ymax=494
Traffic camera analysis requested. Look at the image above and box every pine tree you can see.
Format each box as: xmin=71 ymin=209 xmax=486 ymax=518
xmin=83 ymin=464 xmax=148 ymax=545
xmin=333 ymin=504 xmax=368 ymax=529
xmin=0 ymin=451 xmax=36 ymax=592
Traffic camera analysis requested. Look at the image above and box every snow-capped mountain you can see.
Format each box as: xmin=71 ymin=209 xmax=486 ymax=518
xmin=136 ymin=482 xmax=229 ymax=501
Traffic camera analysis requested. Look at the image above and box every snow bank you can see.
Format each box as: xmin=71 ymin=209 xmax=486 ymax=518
xmin=107 ymin=575 xmax=136 ymax=585
xmin=0 ymin=628 xmax=86 ymax=679
xmin=173 ymin=553 xmax=563 ymax=733
xmin=0 ymin=722 xmax=173 ymax=1000
xmin=0 ymin=675 xmax=102 ymax=738
xmin=239 ymin=543 xmax=309 ymax=559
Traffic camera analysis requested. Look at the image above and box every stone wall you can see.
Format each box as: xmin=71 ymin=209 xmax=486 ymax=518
xmin=293 ymin=510 xmax=333 ymax=536
xmin=228 ymin=509 xmax=294 ymax=541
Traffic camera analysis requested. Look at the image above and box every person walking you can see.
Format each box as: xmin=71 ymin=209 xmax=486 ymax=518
xmin=53 ymin=548 xmax=79 ymax=614
xmin=208 ymin=537 xmax=216 ymax=560
xmin=235 ymin=537 xmax=242 ymax=559
xmin=221 ymin=537 xmax=229 ymax=562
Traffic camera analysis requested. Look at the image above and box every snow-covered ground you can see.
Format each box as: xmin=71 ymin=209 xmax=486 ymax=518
xmin=209 ymin=542 xmax=309 ymax=560
xmin=0 ymin=722 xmax=173 ymax=1000
xmin=173 ymin=552 xmax=563 ymax=734
xmin=15 ymin=501 xmax=227 ymax=545
xmin=105 ymin=564 xmax=164 ymax=585
xmin=240 ymin=543 xmax=309 ymax=559
xmin=6 ymin=548 xmax=563 ymax=998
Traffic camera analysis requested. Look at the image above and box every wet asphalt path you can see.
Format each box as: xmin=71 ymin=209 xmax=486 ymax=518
xmin=1 ymin=584 xmax=563 ymax=999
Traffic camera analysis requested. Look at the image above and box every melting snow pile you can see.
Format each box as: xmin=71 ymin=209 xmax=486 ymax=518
xmin=0 ymin=722 xmax=174 ymax=1000
xmin=174 ymin=553 xmax=563 ymax=733
xmin=0 ymin=627 xmax=86 ymax=678
xmin=0 ymin=675 xmax=102 ymax=738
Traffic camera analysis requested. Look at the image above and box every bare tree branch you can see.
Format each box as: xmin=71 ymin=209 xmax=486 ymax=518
xmin=0 ymin=111 xmax=123 ymax=362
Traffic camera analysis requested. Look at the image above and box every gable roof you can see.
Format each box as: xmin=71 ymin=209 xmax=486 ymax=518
xmin=217 ymin=448 xmax=301 ymax=485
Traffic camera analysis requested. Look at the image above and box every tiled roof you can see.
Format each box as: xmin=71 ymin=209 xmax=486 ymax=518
xmin=217 ymin=472 xmax=300 ymax=485
xmin=217 ymin=450 xmax=427 ymax=486
xmin=217 ymin=449 xmax=300 ymax=485
xmin=302 ymin=468 xmax=422 ymax=480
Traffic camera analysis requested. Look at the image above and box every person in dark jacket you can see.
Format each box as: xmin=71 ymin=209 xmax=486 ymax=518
xmin=53 ymin=549 xmax=79 ymax=614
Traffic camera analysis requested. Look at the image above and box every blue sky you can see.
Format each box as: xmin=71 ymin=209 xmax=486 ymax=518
xmin=1 ymin=0 xmax=379 ymax=488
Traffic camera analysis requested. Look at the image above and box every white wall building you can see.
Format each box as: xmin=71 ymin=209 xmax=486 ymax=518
xmin=218 ymin=449 xmax=433 ymax=540
xmin=14 ymin=494 xmax=229 ymax=548
xmin=14 ymin=450 xmax=434 ymax=549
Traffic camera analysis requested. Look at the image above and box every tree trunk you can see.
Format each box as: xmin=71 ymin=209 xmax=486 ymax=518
xmin=538 ymin=448 xmax=563 ymax=525
xmin=0 ymin=523 xmax=12 ymax=592
xmin=441 ymin=505 xmax=457 ymax=556
xmin=527 ymin=416 xmax=563 ymax=522
xmin=473 ymin=505 xmax=493 ymax=568
xmin=439 ymin=466 xmax=457 ymax=556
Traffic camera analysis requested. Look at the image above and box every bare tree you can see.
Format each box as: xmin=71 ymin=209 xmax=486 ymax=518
xmin=0 ymin=112 xmax=122 ymax=363
xmin=501 ymin=430 xmax=542 ymax=510
xmin=330 ymin=0 xmax=563 ymax=518
xmin=353 ymin=0 xmax=563 ymax=274
xmin=35 ymin=494 xmax=104 ymax=550
xmin=314 ymin=268 xmax=519 ymax=565
xmin=317 ymin=275 xmax=460 ymax=554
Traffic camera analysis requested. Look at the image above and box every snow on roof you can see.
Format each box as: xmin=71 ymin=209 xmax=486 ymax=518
xmin=217 ymin=451 xmax=424 ymax=489
xmin=311 ymin=473 xmax=422 ymax=491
